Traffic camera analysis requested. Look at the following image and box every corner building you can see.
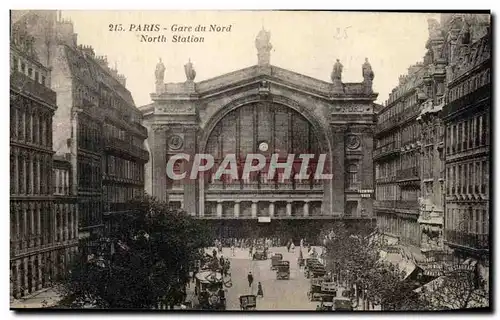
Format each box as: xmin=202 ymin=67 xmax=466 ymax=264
xmin=142 ymin=29 xmax=377 ymax=239
xmin=10 ymin=22 xmax=78 ymax=299
xmin=15 ymin=11 xmax=149 ymax=240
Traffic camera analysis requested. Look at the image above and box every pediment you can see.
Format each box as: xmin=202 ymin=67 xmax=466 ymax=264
xmin=157 ymin=64 xmax=376 ymax=102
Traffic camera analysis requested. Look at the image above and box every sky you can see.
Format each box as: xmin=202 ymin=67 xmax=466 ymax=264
xmin=62 ymin=11 xmax=440 ymax=107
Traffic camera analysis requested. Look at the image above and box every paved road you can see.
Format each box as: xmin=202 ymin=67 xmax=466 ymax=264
xmin=208 ymin=246 xmax=322 ymax=310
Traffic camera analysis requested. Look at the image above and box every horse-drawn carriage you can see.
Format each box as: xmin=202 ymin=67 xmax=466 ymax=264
xmin=239 ymin=294 xmax=257 ymax=310
xmin=276 ymin=261 xmax=290 ymax=280
xmin=195 ymin=271 xmax=227 ymax=310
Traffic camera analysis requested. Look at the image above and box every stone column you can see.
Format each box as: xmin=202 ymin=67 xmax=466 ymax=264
xmin=234 ymin=201 xmax=240 ymax=218
xmin=36 ymin=203 xmax=41 ymax=246
xmin=217 ymin=201 xmax=223 ymax=218
xmin=182 ymin=128 xmax=198 ymax=216
xmin=251 ymin=201 xmax=258 ymax=218
xmin=303 ymin=201 xmax=310 ymax=217
xmin=30 ymin=203 xmax=36 ymax=248
xmin=286 ymin=201 xmax=292 ymax=217
xmin=64 ymin=204 xmax=69 ymax=242
xmin=23 ymin=258 xmax=28 ymax=296
xmin=269 ymin=201 xmax=275 ymax=218
xmin=15 ymin=203 xmax=20 ymax=252
xmin=330 ymin=125 xmax=347 ymax=215
xmin=36 ymin=254 xmax=42 ymax=290
xmin=15 ymin=259 xmax=21 ymax=298
xmin=151 ymin=126 xmax=168 ymax=202
xmin=53 ymin=204 xmax=58 ymax=243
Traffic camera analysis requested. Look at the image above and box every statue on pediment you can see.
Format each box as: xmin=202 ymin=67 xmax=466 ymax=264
xmin=155 ymin=58 xmax=165 ymax=84
xmin=362 ymin=58 xmax=374 ymax=82
xmin=331 ymin=59 xmax=343 ymax=82
xmin=255 ymin=27 xmax=272 ymax=65
xmin=184 ymin=58 xmax=196 ymax=82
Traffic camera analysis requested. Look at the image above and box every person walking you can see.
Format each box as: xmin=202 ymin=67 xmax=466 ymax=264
xmin=247 ymin=271 xmax=254 ymax=288
xmin=257 ymin=282 xmax=264 ymax=298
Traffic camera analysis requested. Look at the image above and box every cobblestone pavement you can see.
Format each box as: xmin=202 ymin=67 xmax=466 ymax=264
xmin=207 ymin=246 xmax=322 ymax=311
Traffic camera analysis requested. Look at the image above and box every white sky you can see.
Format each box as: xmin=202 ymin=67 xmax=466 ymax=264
xmin=62 ymin=11 xmax=440 ymax=107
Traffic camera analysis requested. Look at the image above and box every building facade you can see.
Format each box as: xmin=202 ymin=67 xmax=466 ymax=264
xmin=374 ymin=15 xmax=491 ymax=263
xmin=374 ymin=64 xmax=426 ymax=248
xmin=15 ymin=11 xmax=149 ymax=239
xmin=441 ymin=17 xmax=490 ymax=267
xmin=142 ymin=29 xmax=377 ymax=240
xmin=10 ymin=23 xmax=77 ymax=299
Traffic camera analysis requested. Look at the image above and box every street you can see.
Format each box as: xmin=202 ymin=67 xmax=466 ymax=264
xmin=206 ymin=246 xmax=321 ymax=311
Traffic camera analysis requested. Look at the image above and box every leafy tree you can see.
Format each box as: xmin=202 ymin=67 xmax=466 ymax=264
xmin=56 ymin=194 xmax=212 ymax=309
xmin=418 ymin=268 xmax=489 ymax=310
xmin=323 ymin=223 xmax=424 ymax=310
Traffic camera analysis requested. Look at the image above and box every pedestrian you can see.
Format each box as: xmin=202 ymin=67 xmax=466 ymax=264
xmin=247 ymin=271 xmax=254 ymax=288
xmin=231 ymin=243 xmax=235 ymax=256
xmin=257 ymin=281 xmax=264 ymax=298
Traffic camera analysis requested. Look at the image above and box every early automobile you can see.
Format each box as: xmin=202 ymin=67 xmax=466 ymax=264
xmin=239 ymin=294 xmax=257 ymax=310
xmin=253 ymin=246 xmax=268 ymax=260
xmin=319 ymin=294 xmax=336 ymax=311
xmin=333 ymin=297 xmax=353 ymax=311
xmin=307 ymin=278 xmax=323 ymax=301
xmin=270 ymin=253 xmax=283 ymax=269
xmin=276 ymin=261 xmax=290 ymax=280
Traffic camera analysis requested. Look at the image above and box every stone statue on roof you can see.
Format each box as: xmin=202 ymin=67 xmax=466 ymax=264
xmin=362 ymin=58 xmax=374 ymax=82
xmin=255 ymin=27 xmax=272 ymax=65
xmin=331 ymin=59 xmax=343 ymax=82
xmin=184 ymin=58 xmax=196 ymax=82
xmin=155 ymin=58 xmax=165 ymax=84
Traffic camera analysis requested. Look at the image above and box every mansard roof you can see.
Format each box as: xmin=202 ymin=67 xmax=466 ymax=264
xmin=63 ymin=45 xmax=136 ymax=107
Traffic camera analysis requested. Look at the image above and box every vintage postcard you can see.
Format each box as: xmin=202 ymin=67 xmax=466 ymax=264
xmin=9 ymin=10 xmax=491 ymax=311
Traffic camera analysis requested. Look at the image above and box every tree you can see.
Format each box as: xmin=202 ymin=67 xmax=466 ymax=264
xmin=418 ymin=268 xmax=489 ymax=310
xmin=56 ymin=194 xmax=212 ymax=309
xmin=323 ymin=223 xmax=424 ymax=310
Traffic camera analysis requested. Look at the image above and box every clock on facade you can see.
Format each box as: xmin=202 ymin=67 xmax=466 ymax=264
xmin=258 ymin=142 xmax=269 ymax=152
xmin=168 ymin=134 xmax=184 ymax=150
xmin=346 ymin=135 xmax=361 ymax=150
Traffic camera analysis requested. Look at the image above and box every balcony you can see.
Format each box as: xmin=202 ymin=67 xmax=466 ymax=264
xmin=374 ymin=200 xmax=419 ymax=211
xmin=396 ymin=167 xmax=419 ymax=181
xmin=373 ymin=141 xmax=400 ymax=160
xmin=133 ymin=121 xmax=148 ymax=137
xmin=10 ymin=71 xmax=56 ymax=106
xmin=375 ymin=115 xmax=400 ymax=135
xmin=399 ymin=104 xmax=421 ymax=124
xmin=104 ymin=137 xmax=150 ymax=161
xmin=445 ymin=230 xmax=489 ymax=251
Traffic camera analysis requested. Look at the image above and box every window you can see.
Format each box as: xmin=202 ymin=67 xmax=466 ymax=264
xmin=21 ymin=62 xmax=26 ymax=74
xmin=347 ymin=163 xmax=358 ymax=189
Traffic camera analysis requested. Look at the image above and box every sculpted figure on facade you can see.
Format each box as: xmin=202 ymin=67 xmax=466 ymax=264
xmin=184 ymin=58 xmax=196 ymax=82
xmin=362 ymin=58 xmax=374 ymax=92
xmin=155 ymin=58 xmax=166 ymax=84
xmin=255 ymin=28 xmax=272 ymax=65
xmin=331 ymin=59 xmax=343 ymax=82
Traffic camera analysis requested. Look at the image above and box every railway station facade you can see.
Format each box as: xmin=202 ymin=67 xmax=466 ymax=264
xmin=141 ymin=29 xmax=378 ymax=239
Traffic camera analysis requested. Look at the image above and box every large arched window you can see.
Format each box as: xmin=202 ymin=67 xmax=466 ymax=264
xmin=203 ymin=103 xmax=322 ymax=190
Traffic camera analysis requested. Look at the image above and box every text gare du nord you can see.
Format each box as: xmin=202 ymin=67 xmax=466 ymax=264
xmin=132 ymin=23 xmax=233 ymax=43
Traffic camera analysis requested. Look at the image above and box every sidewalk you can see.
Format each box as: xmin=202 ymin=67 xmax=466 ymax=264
xmin=10 ymin=287 xmax=62 ymax=309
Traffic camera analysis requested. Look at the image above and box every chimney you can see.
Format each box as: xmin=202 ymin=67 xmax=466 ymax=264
xmin=117 ymin=74 xmax=127 ymax=87
xmin=78 ymin=44 xmax=95 ymax=58
xmin=95 ymin=55 xmax=108 ymax=70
